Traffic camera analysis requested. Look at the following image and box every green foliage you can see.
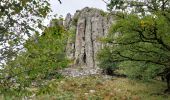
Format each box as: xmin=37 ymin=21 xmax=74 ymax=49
xmin=0 ymin=0 xmax=51 ymax=34
xmin=72 ymin=17 xmax=79 ymax=26
xmin=97 ymin=47 xmax=117 ymax=74
xmin=107 ymin=0 xmax=170 ymax=16
xmin=119 ymin=61 xmax=162 ymax=80
xmin=107 ymin=0 xmax=124 ymax=11
xmin=0 ymin=25 xmax=69 ymax=96
xmin=100 ymin=10 xmax=107 ymax=17
xmin=68 ymin=26 xmax=76 ymax=43
xmin=99 ymin=13 xmax=170 ymax=80
xmin=0 ymin=0 xmax=51 ymax=64
xmin=1 ymin=76 xmax=169 ymax=99
xmin=99 ymin=0 xmax=170 ymax=82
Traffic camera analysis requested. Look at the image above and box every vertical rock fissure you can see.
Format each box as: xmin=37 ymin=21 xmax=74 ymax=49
xmin=73 ymin=42 xmax=75 ymax=59
xmin=102 ymin=18 xmax=105 ymax=36
xmin=83 ymin=52 xmax=86 ymax=64
xmin=90 ymin=19 xmax=95 ymax=68
xmin=83 ymin=18 xmax=87 ymax=65
xmin=101 ymin=18 xmax=105 ymax=49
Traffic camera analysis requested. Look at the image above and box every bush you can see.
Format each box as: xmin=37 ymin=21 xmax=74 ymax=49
xmin=72 ymin=17 xmax=78 ymax=26
xmin=97 ymin=47 xmax=117 ymax=75
xmin=119 ymin=61 xmax=163 ymax=80
xmin=0 ymin=24 xmax=69 ymax=96
xmin=100 ymin=10 xmax=107 ymax=17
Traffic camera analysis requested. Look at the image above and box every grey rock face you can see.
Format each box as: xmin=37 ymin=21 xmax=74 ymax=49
xmin=74 ymin=18 xmax=86 ymax=66
xmin=66 ymin=7 xmax=115 ymax=68
xmin=64 ymin=13 xmax=72 ymax=29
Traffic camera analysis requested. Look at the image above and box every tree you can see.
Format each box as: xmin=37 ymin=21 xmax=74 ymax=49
xmin=0 ymin=0 xmax=52 ymax=64
xmin=107 ymin=0 xmax=170 ymax=13
xmin=0 ymin=0 xmax=62 ymax=65
xmin=0 ymin=20 xmax=69 ymax=95
xmin=98 ymin=0 xmax=170 ymax=91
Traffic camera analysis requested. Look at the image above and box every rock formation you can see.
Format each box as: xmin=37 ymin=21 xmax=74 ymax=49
xmin=65 ymin=7 xmax=116 ymax=68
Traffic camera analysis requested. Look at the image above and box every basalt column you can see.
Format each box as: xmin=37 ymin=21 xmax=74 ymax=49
xmin=65 ymin=7 xmax=115 ymax=68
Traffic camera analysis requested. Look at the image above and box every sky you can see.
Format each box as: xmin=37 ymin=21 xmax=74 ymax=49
xmin=49 ymin=0 xmax=107 ymax=17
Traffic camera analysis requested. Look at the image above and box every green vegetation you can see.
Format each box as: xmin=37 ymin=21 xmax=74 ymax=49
xmin=1 ymin=0 xmax=170 ymax=99
xmin=98 ymin=0 xmax=170 ymax=91
xmin=72 ymin=17 xmax=79 ymax=26
xmin=0 ymin=24 xmax=69 ymax=96
xmin=99 ymin=10 xmax=108 ymax=17
xmin=97 ymin=47 xmax=117 ymax=75
xmin=68 ymin=26 xmax=77 ymax=43
xmin=0 ymin=0 xmax=52 ymax=64
xmin=1 ymin=76 xmax=169 ymax=100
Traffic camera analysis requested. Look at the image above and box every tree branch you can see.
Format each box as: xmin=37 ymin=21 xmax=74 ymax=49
xmin=113 ymin=51 xmax=167 ymax=66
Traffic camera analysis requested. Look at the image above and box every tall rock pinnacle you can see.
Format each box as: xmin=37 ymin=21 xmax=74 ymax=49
xmin=65 ymin=7 xmax=116 ymax=68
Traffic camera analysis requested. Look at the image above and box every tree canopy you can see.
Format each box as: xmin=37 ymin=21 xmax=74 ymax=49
xmin=0 ymin=0 xmax=53 ymax=64
xmin=0 ymin=20 xmax=69 ymax=95
xmin=0 ymin=0 xmax=63 ymax=66
xmin=107 ymin=0 xmax=170 ymax=12
xmin=98 ymin=0 xmax=170 ymax=90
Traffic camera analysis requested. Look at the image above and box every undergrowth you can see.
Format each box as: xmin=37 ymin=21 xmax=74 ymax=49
xmin=1 ymin=75 xmax=170 ymax=100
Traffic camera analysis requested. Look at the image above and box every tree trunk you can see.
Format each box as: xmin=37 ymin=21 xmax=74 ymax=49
xmin=165 ymin=72 xmax=170 ymax=93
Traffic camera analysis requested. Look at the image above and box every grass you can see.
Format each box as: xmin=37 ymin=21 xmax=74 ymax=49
xmin=1 ymin=75 xmax=170 ymax=100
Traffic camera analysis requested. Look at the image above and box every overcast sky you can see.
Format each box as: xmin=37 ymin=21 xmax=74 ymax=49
xmin=49 ymin=0 xmax=107 ymax=17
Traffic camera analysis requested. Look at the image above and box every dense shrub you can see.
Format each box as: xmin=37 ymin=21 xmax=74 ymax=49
xmin=0 ymin=24 xmax=69 ymax=96
xmin=97 ymin=47 xmax=117 ymax=75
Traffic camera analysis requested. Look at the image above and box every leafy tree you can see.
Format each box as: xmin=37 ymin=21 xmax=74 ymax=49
xmin=98 ymin=0 xmax=170 ymax=91
xmin=0 ymin=0 xmax=62 ymax=65
xmin=107 ymin=0 xmax=170 ymax=13
xmin=0 ymin=0 xmax=50 ymax=65
xmin=0 ymin=20 xmax=69 ymax=95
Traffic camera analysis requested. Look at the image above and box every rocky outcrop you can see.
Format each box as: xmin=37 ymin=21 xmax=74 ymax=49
xmin=64 ymin=13 xmax=72 ymax=29
xmin=65 ymin=7 xmax=116 ymax=68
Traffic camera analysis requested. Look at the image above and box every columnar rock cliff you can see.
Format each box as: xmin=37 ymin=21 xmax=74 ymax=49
xmin=65 ymin=7 xmax=115 ymax=68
